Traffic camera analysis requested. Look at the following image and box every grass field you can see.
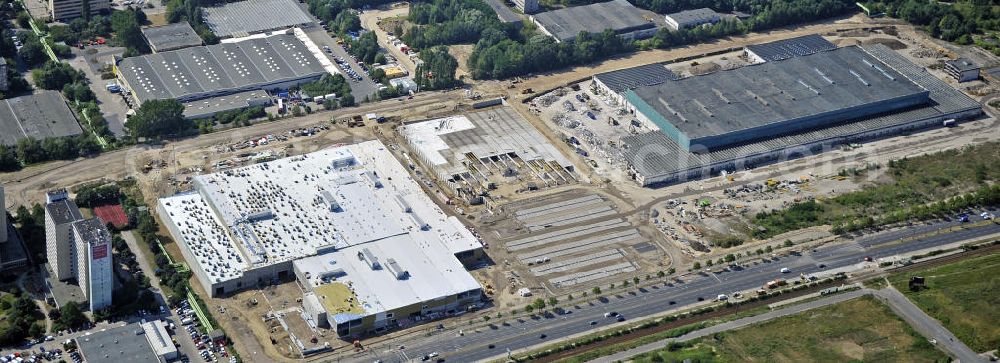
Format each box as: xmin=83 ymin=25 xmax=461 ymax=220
xmin=631 ymin=296 xmax=948 ymax=363
xmin=888 ymin=252 xmax=1000 ymax=353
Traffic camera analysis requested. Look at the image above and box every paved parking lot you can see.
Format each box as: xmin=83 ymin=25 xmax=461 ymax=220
xmin=69 ymin=46 xmax=130 ymax=136
xmin=300 ymin=26 xmax=380 ymax=100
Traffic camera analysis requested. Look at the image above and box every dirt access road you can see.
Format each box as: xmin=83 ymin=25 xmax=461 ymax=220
xmin=0 ymin=89 xmax=461 ymax=209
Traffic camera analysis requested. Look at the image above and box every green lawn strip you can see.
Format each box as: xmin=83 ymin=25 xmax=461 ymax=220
xmin=888 ymin=252 xmax=1000 ymax=352
xmin=632 ymin=296 xmax=948 ymax=363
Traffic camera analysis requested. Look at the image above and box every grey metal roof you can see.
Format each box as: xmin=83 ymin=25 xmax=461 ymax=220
xmin=745 ymin=34 xmax=837 ymax=62
xmin=531 ymin=0 xmax=656 ymax=42
xmin=593 ymin=63 xmax=679 ymax=94
xmin=142 ymin=22 xmax=203 ymax=52
xmin=117 ymin=33 xmax=326 ymax=104
xmin=945 ymin=58 xmax=979 ymax=72
xmin=622 ymin=44 xmax=981 ymax=181
xmin=45 ymin=199 xmax=83 ymax=226
xmin=628 ymin=46 xmax=928 ymax=147
xmin=71 ymin=218 xmax=111 ymax=246
xmin=483 ymin=0 xmax=522 ymax=24
xmin=202 ymin=0 xmax=314 ymax=38
xmin=665 ymin=8 xmax=719 ymax=28
xmin=0 ymin=91 xmax=82 ymax=146
xmin=182 ymin=90 xmax=271 ymax=119
xmin=77 ymin=324 xmax=159 ymax=363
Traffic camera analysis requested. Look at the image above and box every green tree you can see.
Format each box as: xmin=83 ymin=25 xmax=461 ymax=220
xmin=125 ymin=99 xmax=191 ymax=138
xmin=531 ymin=298 xmax=545 ymax=310
xmin=55 ymin=301 xmax=89 ymax=331
xmin=31 ymin=61 xmax=86 ymax=90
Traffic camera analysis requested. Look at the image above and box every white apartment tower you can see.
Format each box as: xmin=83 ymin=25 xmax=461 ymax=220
xmin=45 ymin=190 xmax=83 ymax=281
xmin=73 ymin=218 xmax=113 ymax=311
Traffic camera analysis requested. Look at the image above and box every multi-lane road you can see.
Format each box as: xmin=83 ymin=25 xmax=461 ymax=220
xmin=354 ymin=217 xmax=1000 ymax=363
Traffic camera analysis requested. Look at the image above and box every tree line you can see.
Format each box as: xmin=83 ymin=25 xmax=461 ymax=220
xmin=468 ymin=0 xmax=855 ymax=79
xmin=164 ymin=0 xmax=220 ymax=45
xmin=862 ymin=0 xmax=1000 ymax=53
xmin=404 ymin=0 xmax=505 ymax=48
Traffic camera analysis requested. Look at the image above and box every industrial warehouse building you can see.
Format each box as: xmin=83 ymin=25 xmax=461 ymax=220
xmin=664 ymin=8 xmax=719 ymax=30
xmin=142 ymin=23 xmax=203 ymax=53
xmin=77 ymin=322 xmax=176 ymax=363
xmin=0 ymin=91 xmax=82 ymax=146
xmin=591 ymin=63 xmax=679 ymax=106
xmin=531 ymin=0 xmax=661 ymax=43
xmin=157 ymin=140 xmax=484 ymax=337
xmin=116 ymin=31 xmax=327 ymax=118
xmin=744 ymin=34 xmax=837 ymax=63
xmin=202 ymin=0 xmax=314 ymax=38
xmin=619 ymin=44 xmax=981 ymax=186
xmin=944 ymin=58 xmax=980 ymax=82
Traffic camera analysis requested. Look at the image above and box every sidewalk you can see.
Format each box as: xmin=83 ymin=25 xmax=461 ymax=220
xmin=873 ymin=287 xmax=983 ymax=363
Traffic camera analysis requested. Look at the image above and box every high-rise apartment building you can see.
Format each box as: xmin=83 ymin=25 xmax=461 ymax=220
xmin=45 ymin=190 xmax=83 ymax=281
xmin=73 ymin=218 xmax=113 ymax=311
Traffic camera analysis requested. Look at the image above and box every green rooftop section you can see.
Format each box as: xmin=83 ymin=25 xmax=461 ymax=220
xmin=315 ymin=282 xmax=365 ymax=315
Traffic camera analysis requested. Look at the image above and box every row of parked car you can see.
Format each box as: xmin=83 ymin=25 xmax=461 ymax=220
xmin=331 ymin=54 xmax=366 ymax=83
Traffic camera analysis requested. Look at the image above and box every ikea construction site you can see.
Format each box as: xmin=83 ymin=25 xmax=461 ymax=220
xmin=130 ymin=27 xmax=1000 ymax=362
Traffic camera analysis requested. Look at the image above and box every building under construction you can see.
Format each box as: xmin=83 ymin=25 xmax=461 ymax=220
xmin=400 ymin=107 xmax=577 ymax=202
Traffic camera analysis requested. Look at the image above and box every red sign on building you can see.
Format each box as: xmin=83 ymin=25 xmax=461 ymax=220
xmin=92 ymin=244 xmax=108 ymax=260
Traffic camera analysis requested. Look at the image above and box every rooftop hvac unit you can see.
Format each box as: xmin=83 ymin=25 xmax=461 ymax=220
xmin=330 ymin=153 xmax=355 ymax=169
xmin=320 ymin=190 xmax=342 ymax=212
xmin=358 ymin=248 xmax=381 ymax=270
xmin=385 ymin=259 xmax=409 ymax=280
xmin=318 ymin=268 xmax=346 ymax=281
xmin=395 ymin=195 xmax=412 ymax=213
xmin=410 ymin=213 xmax=430 ymax=231
xmin=246 ymin=209 xmax=273 ymax=221
xmin=367 ymin=171 xmax=382 ymax=188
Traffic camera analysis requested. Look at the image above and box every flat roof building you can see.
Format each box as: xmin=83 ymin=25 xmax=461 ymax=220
xmin=620 ymin=44 xmax=982 ymax=186
xmin=625 ymin=46 xmax=930 ymax=152
xmin=202 ymin=0 xmax=314 ymax=38
xmin=944 ymin=58 xmax=979 ymax=83
xmin=400 ymin=107 xmax=576 ymax=197
xmin=744 ymin=34 xmax=837 ymax=63
xmin=531 ymin=0 xmax=660 ymax=43
xmin=0 ymin=91 xmax=82 ymax=146
xmin=142 ymin=23 xmax=203 ymax=53
xmin=76 ymin=324 xmax=160 ymax=363
xmin=158 ymin=140 xmax=484 ymax=337
xmin=664 ymin=8 xmax=720 ymax=30
xmin=49 ymin=0 xmax=110 ymax=21
xmin=45 ymin=190 xmax=84 ymax=281
xmin=142 ymin=320 xmax=179 ymax=361
xmin=1 ymin=185 xmax=29 ymax=272
xmin=483 ymin=0 xmax=523 ymax=26
xmin=592 ymin=63 xmax=679 ymax=105
xmin=512 ymin=0 xmax=538 ymax=14
xmin=116 ymin=32 xmax=327 ymax=116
